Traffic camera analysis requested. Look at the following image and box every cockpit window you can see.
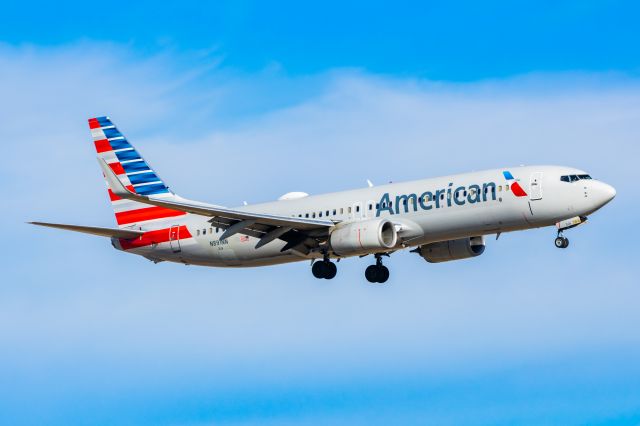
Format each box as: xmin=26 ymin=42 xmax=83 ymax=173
xmin=560 ymin=174 xmax=593 ymax=183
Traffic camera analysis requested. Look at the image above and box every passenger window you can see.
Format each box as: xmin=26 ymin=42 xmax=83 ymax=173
xmin=348 ymin=207 xmax=352 ymax=213
xmin=312 ymin=213 xmax=316 ymax=218
xmin=369 ymin=204 xmax=373 ymax=210
xmin=326 ymin=210 xmax=329 ymax=216
xmin=340 ymin=208 xmax=344 ymax=214
xmin=202 ymin=228 xmax=206 ymax=235
xmin=215 ymin=227 xmax=219 ymax=233
xmin=319 ymin=212 xmax=322 ymax=217
xmin=441 ymin=193 xmax=445 ymax=200
xmin=210 ymin=228 xmax=213 ymax=234
xmin=505 ymin=185 xmax=510 ymax=191
xmin=356 ymin=205 xmax=360 ymax=212
xmin=333 ymin=209 xmax=336 ymax=215
xmin=498 ymin=185 xmax=502 ymax=192
xmin=197 ymin=230 xmax=200 ymax=236
xmin=305 ymin=213 xmax=309 ymax=218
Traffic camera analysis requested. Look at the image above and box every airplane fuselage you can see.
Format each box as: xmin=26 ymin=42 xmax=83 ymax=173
xmin=113 ymin=165 xmax=615 ymax=267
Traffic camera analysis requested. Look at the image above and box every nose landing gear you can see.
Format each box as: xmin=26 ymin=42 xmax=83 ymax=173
xmin=554 ymin=216 xmax=587 ymax=249
xmin=365 ymin=254 xmax=390 ymax=284
xmin=554 ymin=234 xmax=570 ymax=249
xmin=554 ymin=228 xmax=570 ymax=249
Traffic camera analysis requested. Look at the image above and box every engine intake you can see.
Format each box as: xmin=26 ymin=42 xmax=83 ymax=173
xmin=330 ymin=218 xmax=398 ymax=256
xmin=417 ymin=236 xmax=485 ymax=263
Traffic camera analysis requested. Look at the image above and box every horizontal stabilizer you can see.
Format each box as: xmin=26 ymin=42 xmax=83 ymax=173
xmin=29 ymin=222 xmax=144 ymax=239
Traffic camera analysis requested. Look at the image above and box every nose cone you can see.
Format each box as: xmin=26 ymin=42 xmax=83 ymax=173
xmin=592 ymin=181 xmax=616 ymax=209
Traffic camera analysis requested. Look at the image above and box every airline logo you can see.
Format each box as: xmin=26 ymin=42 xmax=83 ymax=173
xmin=88 ymin=116 xmax=186 ymax=227
xmin=376 ymin=181 xmax=499 ymax=217
xmin=502 ymin=170 xmax=527 ymax=197
xmin=376 ymin=171 xmax=528 ymax=217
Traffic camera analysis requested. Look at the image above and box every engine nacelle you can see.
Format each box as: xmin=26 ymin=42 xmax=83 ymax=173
xmin=330 ymin=218 xmax=398 ymax=256
xmin=417 ymin=236 xmax=485 ymax=263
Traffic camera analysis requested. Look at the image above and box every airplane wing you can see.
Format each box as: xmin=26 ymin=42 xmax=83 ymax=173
xmin=99 ymin=159 xmax=335 ymax=253
xmin=30 ymin=222 xmax=145 ymax=239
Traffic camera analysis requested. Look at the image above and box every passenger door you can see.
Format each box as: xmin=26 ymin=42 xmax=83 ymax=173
xmin=530 ymin=172 xmax=543 ymax=201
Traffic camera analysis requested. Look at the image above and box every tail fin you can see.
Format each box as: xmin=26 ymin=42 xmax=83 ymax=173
xmin=88 ymin=116 xmax=186 ymax=228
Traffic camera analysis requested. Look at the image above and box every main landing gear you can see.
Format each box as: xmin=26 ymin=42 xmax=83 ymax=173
xmin=312 ymin=258 xmax=337 ymax=280
xmin=365 ymin=254 xmax=390 ymax=284
xmin=554 ymin=231 xmax=570 ymax=249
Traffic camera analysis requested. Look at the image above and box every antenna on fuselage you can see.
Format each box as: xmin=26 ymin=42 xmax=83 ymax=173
xmin=367 ymin=179 xmax=374 ymax=188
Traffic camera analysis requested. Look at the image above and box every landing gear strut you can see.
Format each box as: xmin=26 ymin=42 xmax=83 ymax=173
xmin=554 ymin=232 xmax=569 ymax=249
xmin=311 ymin=254 xmax=337 ymax=280
xmin=365 ymin=254 xmax=390 ymax=284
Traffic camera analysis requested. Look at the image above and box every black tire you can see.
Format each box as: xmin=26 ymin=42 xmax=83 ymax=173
xmin=365 ymin=265 xmax=379 ymax=283
xmin=562 ymin=237 xmax=570 ymax=248
xmin=555 ymin=237 xmax=565 ymax=248
xmin=312 ymin=261 xmax=327 ymax=279
xmin=324 ymin=262 xmax=337 ymax=280
xmin=378 ymin=265 xmax=390 ymax=283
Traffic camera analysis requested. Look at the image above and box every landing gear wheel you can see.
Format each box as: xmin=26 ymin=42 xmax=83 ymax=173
xmin=554 ymin=236 xmax=569 ymax=249
xmin=312 ymin=260 xmax=337 ymax=279
xmin=324 ymin=261 xmax=337 ymax=280
xmin=365 ymin=265 xmax=379 ymax=283
xmin=365 ymin=257 xmax=390 ymax=284
xmin=378 ymin=265 xmax=389 ymax=283
xmin=312 ymin=261 xmax=327 ymax=279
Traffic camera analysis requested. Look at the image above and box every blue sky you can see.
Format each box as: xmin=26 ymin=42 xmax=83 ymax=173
xmin=1 ymin=1 xmax=640 ymax=425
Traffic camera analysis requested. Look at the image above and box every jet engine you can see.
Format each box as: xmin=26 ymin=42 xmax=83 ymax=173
xmin=330 ymin=218 xmax=398 ymax=256
xmin=416 ymin=236 xmax=485 ymax=263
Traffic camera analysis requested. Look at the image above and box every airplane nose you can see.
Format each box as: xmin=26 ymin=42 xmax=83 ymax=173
xmin=592 ymin=181 xmax=616 ymax=208
xmin=603 ymin=183 xmax=616 ymax=202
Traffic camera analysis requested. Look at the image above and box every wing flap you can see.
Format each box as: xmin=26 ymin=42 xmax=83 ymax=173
xmin=30 ymin=222 xmax=144 ymax=239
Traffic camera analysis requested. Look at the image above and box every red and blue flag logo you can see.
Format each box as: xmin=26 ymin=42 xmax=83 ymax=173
xmin=503 ymin=171 xmax=528 ymax=197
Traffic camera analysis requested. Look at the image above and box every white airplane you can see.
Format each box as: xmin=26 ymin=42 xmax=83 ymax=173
xmin=31 ymin=116 xmax=616 ymax=283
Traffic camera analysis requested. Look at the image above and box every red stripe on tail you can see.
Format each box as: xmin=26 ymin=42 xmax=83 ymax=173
xmin=115 ymin=206 xmax=186 ymax=225
xmin=108 ymin=162 xmax=126 ymax=175
xmin=108 ymin=185 xmax=136 ymax=201
xmin=94 ymin=139 xmax=111 ymax=153
xmin=88 ymin=118 xmax=100 ymax=129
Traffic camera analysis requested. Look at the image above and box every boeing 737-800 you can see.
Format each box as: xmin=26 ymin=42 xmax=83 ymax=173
xmin=31 ymin=117 xmax=616 ymax=283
